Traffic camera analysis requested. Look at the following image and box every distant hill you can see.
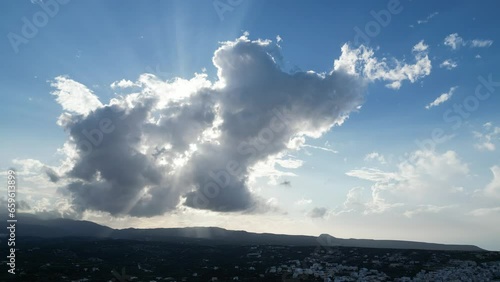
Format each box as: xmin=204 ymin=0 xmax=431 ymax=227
xmin=3 ymin=213 xmax=484 ymax=251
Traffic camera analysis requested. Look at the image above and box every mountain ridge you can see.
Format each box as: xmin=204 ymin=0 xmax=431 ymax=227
xmin=2 ymin=213 xmax=485 ymax=251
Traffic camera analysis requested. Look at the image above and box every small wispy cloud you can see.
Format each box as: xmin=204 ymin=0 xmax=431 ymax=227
xmin=412 ymin=40 xmax=428 ymax=52
xmin=439 ymin=59 xmax=458 ymax=70
xmin=417 ymin=12 xmax=439 ymax=25
xmin=425 ymin=86 xmax=458 ymax=109
xmin=469 ymin=206 xmax=500 ymax=216
xmin=470 ymin=39 xmax=493 ymax=48
xmin=301 ymin=144 xmax=338 ymax=154
xmin=444 ymin=33 xmax=493 ymax=50
xmin=473 ymin=122 xmax=500 ymax=151
xmin=295 ymin=199 xmax=312 ymax=206
xmin=110 ymin=79 xmax=138 ymax=89
xmin=403 ymin=204 xmax=454 ymax=218
xmin=364 ymin=152 xmax=386 ymax=164
xmin=444 ymin=33 xmax=465 ymax=49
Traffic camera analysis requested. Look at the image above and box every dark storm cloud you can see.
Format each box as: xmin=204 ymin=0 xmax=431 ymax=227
xmin=52 ymin=34 xmax=366 ymax=217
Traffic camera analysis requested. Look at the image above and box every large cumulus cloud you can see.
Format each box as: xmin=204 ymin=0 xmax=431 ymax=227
xmin=49 ymin=34 xmax=430 ymax=217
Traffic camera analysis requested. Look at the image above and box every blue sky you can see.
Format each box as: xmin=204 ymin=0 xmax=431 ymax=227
xmin=1 ymin=0 xmax=500 ymax=250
